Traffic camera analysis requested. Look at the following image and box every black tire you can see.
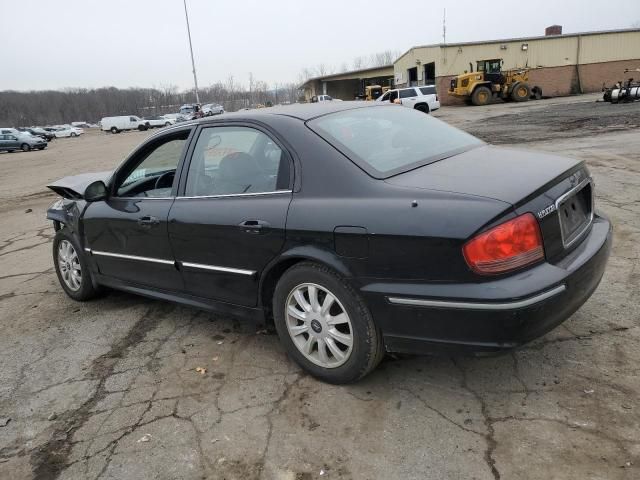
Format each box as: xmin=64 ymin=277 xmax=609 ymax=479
xmin=21 ymin=143 xmax=30 ymax=152
xmin=110 ymin=127 xmax=119 ymax=134
xmin=53 ymin=228 xmax=100 ymax=301
xmin=273 ymin=262 xmax=384 ymax=384
xmin=164 ymin=122 xmax=171 ymax=127
xmin=531 ymin=86 xmax=543 ymax=100
xmin=471 ymin=86 xmax=492 ymax=106
xmin=138 ymin=124 xmax=146 ymax=131
xmin=511 ymin=83 xmax=531 ymax=102
xmin=414 ymin=103 xmax=430 ymax=114
xmin=70 ymin=132 xmax=77 ymax=137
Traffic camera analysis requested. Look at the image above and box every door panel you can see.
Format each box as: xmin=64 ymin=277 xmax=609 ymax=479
xmin=84 ymin=198 xmax=182 ymax=290
xmin=168 ymin=194 xmax=291 ymax=305
xmin=168 ymin=123 xmax=293 ymax=306
xmin=82 ymin=128 xmax=192 ymax=291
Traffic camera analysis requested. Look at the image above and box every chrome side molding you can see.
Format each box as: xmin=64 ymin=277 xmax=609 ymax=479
xmin=181 ymin=262 xmax=255 ymax=276
xmin=90 ymin=250 xmax=175 ymax=266
xmin=387 ymin=284 xmax=566 ymax=310
xmin=86 ymin=248 xmax=255 ymax=276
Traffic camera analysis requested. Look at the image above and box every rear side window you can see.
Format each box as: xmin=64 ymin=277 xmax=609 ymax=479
xmin=184 ymin=126 xmax=290 ymax=196
xmin=419 ymin=86 xmax=436 ymax=95
xmin=399 ymin=89 xmax=416 ymax=99
xmin=308 ymin=106 xmax=483 ymax=178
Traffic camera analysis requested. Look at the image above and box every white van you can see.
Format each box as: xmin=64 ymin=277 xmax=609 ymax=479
xmin=100 ymin=116 xmax=149 ymax=134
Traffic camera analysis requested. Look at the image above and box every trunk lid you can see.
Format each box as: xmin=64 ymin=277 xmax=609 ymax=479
xmin=386 ymin=145 xmax=594 ymax=261
xmin=385 ymin=145 xmax=580 ymax=206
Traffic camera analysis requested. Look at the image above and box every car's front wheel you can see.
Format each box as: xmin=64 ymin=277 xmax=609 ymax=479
xmin=70 ymin=132 xmax=77 ymax=137
xmin=53 ymin=229 xmax=100 ymax=301
xmin=273 ymin=262 xmax=384 ymax=384
xmin=21 ymin=143 xmax=31 ymax=152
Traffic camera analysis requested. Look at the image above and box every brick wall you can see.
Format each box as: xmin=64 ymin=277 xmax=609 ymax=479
xmin=579 ymin=59 xmax=640 ymax=92
xmin=436 ymin=58 xmax=640 ymax=106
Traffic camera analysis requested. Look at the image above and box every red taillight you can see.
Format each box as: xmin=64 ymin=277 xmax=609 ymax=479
xmin=463 ymin=213 xmax=544 ymax=275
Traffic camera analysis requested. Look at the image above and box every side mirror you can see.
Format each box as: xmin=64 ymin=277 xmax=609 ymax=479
xmin=84 ymin=180 xmax=108 ymax=202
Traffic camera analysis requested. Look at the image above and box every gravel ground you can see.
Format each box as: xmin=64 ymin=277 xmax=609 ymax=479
xmin=0 ymin=95 xmax=639 ymax=480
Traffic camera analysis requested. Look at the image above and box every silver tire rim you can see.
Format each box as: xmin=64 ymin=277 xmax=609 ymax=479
xmin=285 ymin=283 xmax=353 ymax=369
xmin=58 ymin=240 xmax=82 ymax=291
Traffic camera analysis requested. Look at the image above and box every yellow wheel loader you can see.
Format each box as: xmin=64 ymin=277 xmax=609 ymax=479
xmin=449 ymin=59 xmax=541 ymax=106
xmin=363 ymin=85 xmax=390 ymax=101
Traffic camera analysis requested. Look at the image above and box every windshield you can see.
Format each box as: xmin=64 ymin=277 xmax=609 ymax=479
xmin=308 ymin=106 xmax=483 ymax=178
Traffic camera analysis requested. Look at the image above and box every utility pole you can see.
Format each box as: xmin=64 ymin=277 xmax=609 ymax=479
xmin=442 ymin=8 xmax=446 ymax=45
xmin=183 ymin=0 xmax=200 ymax=104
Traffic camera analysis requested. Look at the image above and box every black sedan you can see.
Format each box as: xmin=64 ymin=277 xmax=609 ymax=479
xmin=46 ymin=102 xmax=611 ymax=384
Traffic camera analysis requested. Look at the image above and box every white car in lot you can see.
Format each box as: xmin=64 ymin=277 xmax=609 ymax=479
xmin=53 ymin=125 xmax=84 ymax=138
xmin=202 ymin=103 xmax=224 ymax=116
xmin=143 ymin=115 xmax=176 ymax=128
xmin=311 ymin=94 xmax=342 ymax=103
xmin=377 ymin=86 xmax=440 ymax=113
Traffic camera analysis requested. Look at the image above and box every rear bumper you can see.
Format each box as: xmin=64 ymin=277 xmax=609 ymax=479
xmin=359 ymin=214 xmax=612 ymax=354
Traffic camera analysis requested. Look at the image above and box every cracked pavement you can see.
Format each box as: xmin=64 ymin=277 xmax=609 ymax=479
xmin=0 ymin=95 xmax=638 ymax=479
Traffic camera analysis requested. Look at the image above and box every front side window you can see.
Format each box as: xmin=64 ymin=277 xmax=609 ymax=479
xmin=115 ymin=132 xmax=189 ymax=197
xmin=184 ymin=126 xmax=290 ymax=197
xmin=308 ymin=106 xmax=483 ymax=178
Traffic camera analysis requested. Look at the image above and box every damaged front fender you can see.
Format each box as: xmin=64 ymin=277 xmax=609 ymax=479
xmin=47 ymin=198 xmax=85 ymax=233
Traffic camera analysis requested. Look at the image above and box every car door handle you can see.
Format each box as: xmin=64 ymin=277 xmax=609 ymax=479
xmin=138 ymin=215 xmax=160 ymax=227
xmin=239 ymin=219 xmax=270 ymax=234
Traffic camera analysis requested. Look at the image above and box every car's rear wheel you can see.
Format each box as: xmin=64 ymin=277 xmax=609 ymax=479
xmin=70 ymin=132 xmax=77 ymax=137
xmin=164 ymin=122 xmax=171 ymax=127
xmin=21 ymin=143 xmax=30 ymax=152
xmin=53 ymin=229 xmax=100 ymax=301
xmin=110 ymin=127 xmax=119 ymax=134
xmin=414 ymin=103 xmax=430 ymax=114
xmin=273 ymin=262 xmax=384 ymax=384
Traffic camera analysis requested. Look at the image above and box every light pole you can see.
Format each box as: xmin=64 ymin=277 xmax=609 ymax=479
xmin=183 ymin=0 xmax=200 ymax=104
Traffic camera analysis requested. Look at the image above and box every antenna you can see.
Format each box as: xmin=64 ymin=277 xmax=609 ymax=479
xmin=442 ymin=8 xmax=446 ymax=45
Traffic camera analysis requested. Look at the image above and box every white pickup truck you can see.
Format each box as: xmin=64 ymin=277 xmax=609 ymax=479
xmin=100 ymin=116 xmax=149 ymax=134
xmin=376 ymin=86 xmax=440 ymax=113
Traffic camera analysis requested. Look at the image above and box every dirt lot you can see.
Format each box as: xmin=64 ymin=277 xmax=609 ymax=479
xmin=1 ymin=94 xmax=639 ymax=480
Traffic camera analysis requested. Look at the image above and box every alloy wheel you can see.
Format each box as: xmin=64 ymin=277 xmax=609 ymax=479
xmin=58 ymin=240 xmax=82 ymax=291
xmin=285 ymin=283 xmax=354 ymax=368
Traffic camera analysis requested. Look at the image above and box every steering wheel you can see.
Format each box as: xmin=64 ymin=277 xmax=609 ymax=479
xmin=154 ymin=171 xmax=175 ymax=190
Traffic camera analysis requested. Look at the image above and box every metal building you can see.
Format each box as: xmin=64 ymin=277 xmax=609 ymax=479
xmin=300 ymin=27 xmax=640 ymax=105
xmin=300 ymin=65 xmax=394 ymax=102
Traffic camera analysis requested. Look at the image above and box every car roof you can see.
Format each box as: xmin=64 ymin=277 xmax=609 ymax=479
xmin=192 ymin=101 xmax=392 ymax=123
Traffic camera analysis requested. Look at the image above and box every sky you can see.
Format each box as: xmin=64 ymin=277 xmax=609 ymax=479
xmin=2 ymin=0 xmax=639 ymax=92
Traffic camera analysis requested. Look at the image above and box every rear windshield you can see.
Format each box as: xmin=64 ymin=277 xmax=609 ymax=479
xmin=308 ymin=105 xmax=483 ymax=178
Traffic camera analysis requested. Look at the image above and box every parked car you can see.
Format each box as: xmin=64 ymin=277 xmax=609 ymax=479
xmin=53 ymin=125 xmax=84 ymax=138
xmin=46 ymin=102 xmax=611 ymax=384
xmin=25 ymin=127 xmax=55 ymax=141
xmin=143 ymin=115 xmax=175 ymax=128
xmin=310 ymin=95 xmax=335 ymax=103
xmin=0 ymin=131 xmax=46 ymax=151
xmin=100 ymin=116 xmax=149 ymax=134
xmin=0 ymin=127 xmax=21 ymax=136
xmin=202 ymin=103 xmax=224 ymax=116
xmin=0 ymin=133 xmax=21 ymax=152
xmin=377 ymin=86 xmax=440 ymax=113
